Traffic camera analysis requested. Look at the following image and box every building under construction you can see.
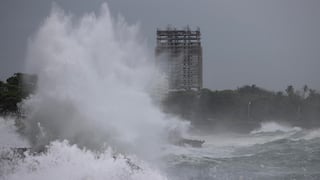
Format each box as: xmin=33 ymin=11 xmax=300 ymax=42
xmin=155 ymin=26 xmax=202 ymax=91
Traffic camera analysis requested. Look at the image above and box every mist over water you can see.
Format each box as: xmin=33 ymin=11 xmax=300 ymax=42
xmin=21 ymin=3 xmax=187 ymax=158
xmin=0 ymin=117 xmax=28 ymax=148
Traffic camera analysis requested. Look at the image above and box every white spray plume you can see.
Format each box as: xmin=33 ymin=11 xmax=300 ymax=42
xmin=22 ymin=3 xmax=189 ymax=160
xmin=0 ymin=117 xmax=29 ymax=148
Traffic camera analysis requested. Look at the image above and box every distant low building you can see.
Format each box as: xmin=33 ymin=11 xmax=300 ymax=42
xmin=155 ymin=26 xmax=203 ymax=91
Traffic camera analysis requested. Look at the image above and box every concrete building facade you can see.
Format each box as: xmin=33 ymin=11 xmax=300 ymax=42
xmin=155 ymin=26 xmax=202 ymax=91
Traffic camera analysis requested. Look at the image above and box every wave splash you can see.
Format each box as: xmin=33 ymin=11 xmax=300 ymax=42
xmin=0 ymin=117 xmax=29 ymax=148
xmin=250 ymin=121 xmax=301 ymax=134
xmin=2 ymin=141 xmax=167 ymax=180
xmin=19 ymin=2 xmax=188 ymax=160
xmin=249 ymin=121 xmax=320 ymax=142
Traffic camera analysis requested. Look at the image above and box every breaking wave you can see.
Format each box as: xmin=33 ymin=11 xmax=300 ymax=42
xmin=294 ymin=128 xmax=320 ymax=141
xmin=250 ymin=121 xmax=301 ymax=134
xmin=1 ymin=141 xmax=167 ymax=180
xmin=20 ymin=2 xmax=188 ymax=160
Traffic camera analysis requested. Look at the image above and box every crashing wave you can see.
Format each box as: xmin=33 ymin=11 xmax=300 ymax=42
xmin=250 ymin=122 xmax=301 ymax=134
xmin=302 ymin=128 xmax=320 ymax=140
xmin=1 ymin=140 xmax=167 ymax=180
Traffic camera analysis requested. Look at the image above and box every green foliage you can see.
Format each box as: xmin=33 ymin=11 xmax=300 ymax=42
xmin=285 ymin=85 xmax=294 ymax=96
xmin=0 ymin=73 xmax=37 ymax=115
xmin=163 ymin=85 xmax=320 ymax=131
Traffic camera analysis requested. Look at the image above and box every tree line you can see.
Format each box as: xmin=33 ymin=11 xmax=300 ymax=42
xmin=1 ymin=73 xmax=319 ymax=132
xmin=162 ymin=85 xmax=320 ymax=132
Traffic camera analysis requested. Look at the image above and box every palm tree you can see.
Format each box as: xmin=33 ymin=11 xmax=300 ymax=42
xmin=285 ymin=85 xmax=294 ymax=96
xmin=303 ymin=85 xmax=308 ymax=99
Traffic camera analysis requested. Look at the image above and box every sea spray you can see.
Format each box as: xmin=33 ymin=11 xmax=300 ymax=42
xmin=21 ymin=3 xmax=189 ymax=160
xmin=2 ymin=141 xmax=168 ymax=180
xmin=250 ymin=121 xmax=301 ymax=134
xmin=0 ymin=117 xmax=29 ymax=148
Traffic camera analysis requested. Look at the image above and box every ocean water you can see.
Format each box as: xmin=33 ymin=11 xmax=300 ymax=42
xmin=1 ymin=117 xmax=320 ymax=180
xmin=163 ymin=122 xmax=320 ymax=180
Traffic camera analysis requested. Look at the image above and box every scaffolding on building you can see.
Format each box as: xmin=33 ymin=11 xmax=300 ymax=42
xmin=155 ymin=26 xmax=203 ymax=91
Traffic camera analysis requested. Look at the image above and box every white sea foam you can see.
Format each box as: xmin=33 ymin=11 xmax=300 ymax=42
xmin=300 ymin=128 xmax=320 ymax=140
xmin=2 ymin=141 xmax=167 ymax=180
xmin=250 ymin=121 xmax=301 ymax=134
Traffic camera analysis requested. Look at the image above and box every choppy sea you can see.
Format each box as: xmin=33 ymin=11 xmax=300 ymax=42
xmin=1 ymin=118 xmax=320 ymax=180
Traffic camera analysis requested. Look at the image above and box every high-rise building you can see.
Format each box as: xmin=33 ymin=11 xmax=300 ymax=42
xmin=155 ymin=26 xmax=202 ymax=91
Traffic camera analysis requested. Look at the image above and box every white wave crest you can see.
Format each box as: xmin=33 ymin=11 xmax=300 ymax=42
xmin=21 ymin=2 xmax=188 ymax=159
xmin=300 ymin=128 xmax=320 ymax=140
xmin=2 ymin=141 xmax=167 ymax=180
xmin=251 ymin=122 xmax=301 ymax=134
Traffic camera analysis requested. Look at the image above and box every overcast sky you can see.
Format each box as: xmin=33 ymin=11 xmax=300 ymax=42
xmin=1 ymin=0 xmax=320 ymax=91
